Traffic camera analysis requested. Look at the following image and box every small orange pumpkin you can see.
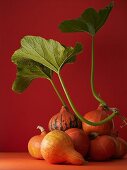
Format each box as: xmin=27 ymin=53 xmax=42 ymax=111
xmin=65 ymin=128 xmax=90 ymax=157
xmin=82 ymin=106 xmax=113 ymax=135
xmin=89 ymin=135 xmax=116 ymax=161
xmin=48 ymin=106 xmax=82 ymax=131
xmin=28 ymin=126 xmax=46 ymax=159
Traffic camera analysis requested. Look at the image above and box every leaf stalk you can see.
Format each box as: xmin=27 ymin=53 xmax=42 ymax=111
xmin=50 ymin=79 xmax=67 ymax=109
xmin=91 ymin=36 xmax=107 ymax=106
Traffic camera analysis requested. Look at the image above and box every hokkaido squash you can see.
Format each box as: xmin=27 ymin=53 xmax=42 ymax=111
xmin=65 ymin=128 xmax=90 ymax=157
xmin=28 ymin=126 xmax=46 ymax=159
xmin=89 ymin=135 xmax=116 ymax=161
xmin=41 ymin=130 xmax=86 ymax=165
xmin=48 ymin=106 xmax=82 ymax=131
xmin=82 ymin=106 xmax=113 ymax=135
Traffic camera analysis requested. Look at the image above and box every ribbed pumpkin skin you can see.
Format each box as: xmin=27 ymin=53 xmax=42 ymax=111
xmin=48 ymin=106 xmax=82 ymax=131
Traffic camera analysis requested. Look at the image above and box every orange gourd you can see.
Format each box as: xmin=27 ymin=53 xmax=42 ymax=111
xmin=41 ymin=130 xmax=86 ymax=165
xmin=89 ymin=135 xmax=116 ymax=161
xmin=28 ymin=126 xmax=46 ymax=159
xmin=82 ymin=106 xmax=113 ymax=135
xmin=65 ymin=128 xmax=90 ymax=157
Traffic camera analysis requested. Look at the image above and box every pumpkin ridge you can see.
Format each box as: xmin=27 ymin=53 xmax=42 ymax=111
xmin=50 ymin=118 xmax=53 ymax=130
xmin=60 ymin=114 xmax=63 ymax=130
xmin=54 ymin=117 xmax=58 ymax=129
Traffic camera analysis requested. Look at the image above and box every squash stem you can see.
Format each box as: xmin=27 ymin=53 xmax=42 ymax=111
xmin=37 ymin=126 xmax=45 ymax=132
xmin=91 ymin=36 xmax=107 ymax=107
xmin=58 ymin=72 xmax=118 ymax=126
xmin=50 ymin=79 xmax=67 ymax=109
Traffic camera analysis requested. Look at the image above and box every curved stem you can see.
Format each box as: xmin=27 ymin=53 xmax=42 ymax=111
xmin=58 ymin=72 xmax=118 ymax=126
xmin=91 ymin=36 xmax=107 ymax=106
xmin=50 ymin=79 xmax=67 ymax=108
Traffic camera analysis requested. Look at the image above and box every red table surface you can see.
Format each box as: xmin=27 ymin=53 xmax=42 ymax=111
xmin=0 ymin=153 xmax=127 ymax=170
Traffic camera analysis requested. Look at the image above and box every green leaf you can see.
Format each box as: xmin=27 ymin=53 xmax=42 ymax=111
xmin=12 ymin=59 xmax=53 ymax=93
xmin=59 ymin=2 xmax=113 ymax=36
xmin=12 ymin=76 xmax=33 ymax=93
xmin=61 ymin=42 xmax=83 ymax=68
xmin=12 ymin=36 xmax=83 ymax=73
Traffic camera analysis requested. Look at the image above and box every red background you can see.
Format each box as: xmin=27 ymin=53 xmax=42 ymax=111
xmin=0 ymin=0 xmax=127 ymax=151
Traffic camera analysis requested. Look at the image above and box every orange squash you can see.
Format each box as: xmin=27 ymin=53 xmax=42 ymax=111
xmin=48 ymin=106 xmax=82 ymax=131
xmin=82 ymin=106 xmax=113 ymax=135
xmin=28 ymin=126 xmax=46 ymax=159
xmin=89 ymin=135 xmax=116 ymax=161
xmin=41 ymin=130 xmax=86 ymax=165
xmin=65 ymin=128 xmax=90 ymax=157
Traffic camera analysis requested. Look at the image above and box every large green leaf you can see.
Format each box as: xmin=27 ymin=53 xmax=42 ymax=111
xmin=59 ymin=2 xmax=113 ymax=36
xmin=12 ymin=36 xmax=83 ymax=73
xmin=12 ymin=59 xmax=53 ymax=93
